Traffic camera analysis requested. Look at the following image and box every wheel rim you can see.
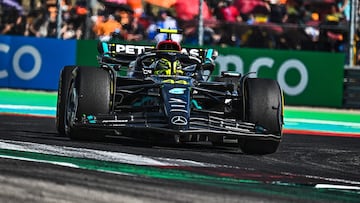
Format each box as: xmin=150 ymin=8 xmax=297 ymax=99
xmin=65 ymin=81 xmax=78 ymax=136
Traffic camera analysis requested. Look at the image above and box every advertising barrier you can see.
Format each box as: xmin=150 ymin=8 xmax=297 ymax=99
xmin=77 ymin=40 xmax=345 ymax=107
xmin=0 ymin=37 xmax=345 ymax=107
xmin=76 ymin=40 xmax=99 ymax=66
xmin=0 ymin=36 xmax=76 ymax=90
xmin=215 ymin=47 xmax=345 ymax=107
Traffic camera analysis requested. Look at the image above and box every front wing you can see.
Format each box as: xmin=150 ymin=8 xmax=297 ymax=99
xmin=73 ymin=112 xmax=282 ymax=141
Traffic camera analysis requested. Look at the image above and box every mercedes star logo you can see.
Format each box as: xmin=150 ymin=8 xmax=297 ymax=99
xmin=171 ymin=116 xmax=188 ymax=126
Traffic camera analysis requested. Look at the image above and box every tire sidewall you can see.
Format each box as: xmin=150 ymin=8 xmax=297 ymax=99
xmin=56 ymin=66 xmax=76 ymax=135
xmin=67 ymin=66 xmax=112 ymax=140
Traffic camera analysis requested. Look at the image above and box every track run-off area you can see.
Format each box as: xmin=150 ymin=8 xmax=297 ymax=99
xmin=0 ymin=88 xmax=360 ymax=202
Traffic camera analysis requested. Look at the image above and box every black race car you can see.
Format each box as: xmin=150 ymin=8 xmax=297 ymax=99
xmin=56 ymin=29 xmax=284 ymax=154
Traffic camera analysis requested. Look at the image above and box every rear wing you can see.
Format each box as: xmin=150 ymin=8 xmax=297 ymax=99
xmin=98 ymin=41 xmax=213 ymax=66
xmin=97 ymin=42 xmax=155 ymax=66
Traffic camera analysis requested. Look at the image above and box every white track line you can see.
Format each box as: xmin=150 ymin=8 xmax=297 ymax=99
xmin=315 ymin=184 xmax=360 ymax=190
xmin=0 ymin=139 xmax=214 ymax=167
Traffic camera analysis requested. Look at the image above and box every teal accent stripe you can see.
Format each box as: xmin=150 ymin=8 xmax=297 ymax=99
xmin=206 ymin=49 xmax=213 ymax=59
xmin=102 ymin=42 xmax=109 ymax=56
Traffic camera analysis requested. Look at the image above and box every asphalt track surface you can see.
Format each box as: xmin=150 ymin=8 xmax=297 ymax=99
xmin=0 ymin=89 xmax=360 ymax=202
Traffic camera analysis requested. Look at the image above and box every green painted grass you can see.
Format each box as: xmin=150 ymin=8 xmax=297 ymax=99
xmin=0 ymin=89 xmax=57 ymax=107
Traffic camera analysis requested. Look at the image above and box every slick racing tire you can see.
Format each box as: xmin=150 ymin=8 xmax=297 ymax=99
xmin=65 ymin=66 xmax=112 ymax=140
xmin=56 ymin=66 xmax=76 ymax=135
xmin=240 ymin=78 xmax=283 ymax=155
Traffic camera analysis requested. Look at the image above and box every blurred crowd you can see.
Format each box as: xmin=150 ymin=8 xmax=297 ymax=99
xmin=0 ymin=0 xmax=359 ymax=64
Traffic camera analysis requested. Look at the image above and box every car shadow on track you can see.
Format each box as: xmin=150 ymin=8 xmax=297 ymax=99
xmin=100 ymin=133 xmax=245 ymax=155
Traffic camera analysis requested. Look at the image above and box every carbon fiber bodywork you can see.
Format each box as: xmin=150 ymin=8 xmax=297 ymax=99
xmin=72 ymin=73 xmax=281 ymax=141
xmin=75 ymin=113 xmax=281 ymax=140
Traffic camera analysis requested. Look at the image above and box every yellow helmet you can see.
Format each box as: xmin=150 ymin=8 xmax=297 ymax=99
xmin=153 ymin=58 xmax=183 ymax=75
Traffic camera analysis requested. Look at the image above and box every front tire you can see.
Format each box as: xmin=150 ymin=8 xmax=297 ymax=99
xmin=65 ymin=66 xmax=112 ymax=140
xmin=56 ymin=66 xmax=76 ymax=135
xmin=240 ymin=78 xmax=283 ymax=155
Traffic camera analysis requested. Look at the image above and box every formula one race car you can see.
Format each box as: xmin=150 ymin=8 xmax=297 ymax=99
xmin=56 ymin=29 xmax=284 ymax=154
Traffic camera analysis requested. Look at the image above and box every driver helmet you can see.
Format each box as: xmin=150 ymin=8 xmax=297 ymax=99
xmin=153 ymin=58 xmax=183 ymax=75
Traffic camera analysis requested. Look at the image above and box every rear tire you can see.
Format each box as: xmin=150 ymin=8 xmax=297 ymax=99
xmin=240 ymin=78 xmax=283 ymax=155
xmin=56 ymin=66 xmax=76 ymax=135
xmin=66 ymin=66 xmax=112 ymax=140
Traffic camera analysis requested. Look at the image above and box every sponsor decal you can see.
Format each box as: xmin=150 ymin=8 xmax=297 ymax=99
xmin=171 ymin=115 xmax=188 ymax=126
xmin=169 ymin=88 xmax=186 ymax=95
xmin=112 ymin=44 xmax=202 ymax=57
xmin=114 ymin=44 xmax=154 ymax=54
